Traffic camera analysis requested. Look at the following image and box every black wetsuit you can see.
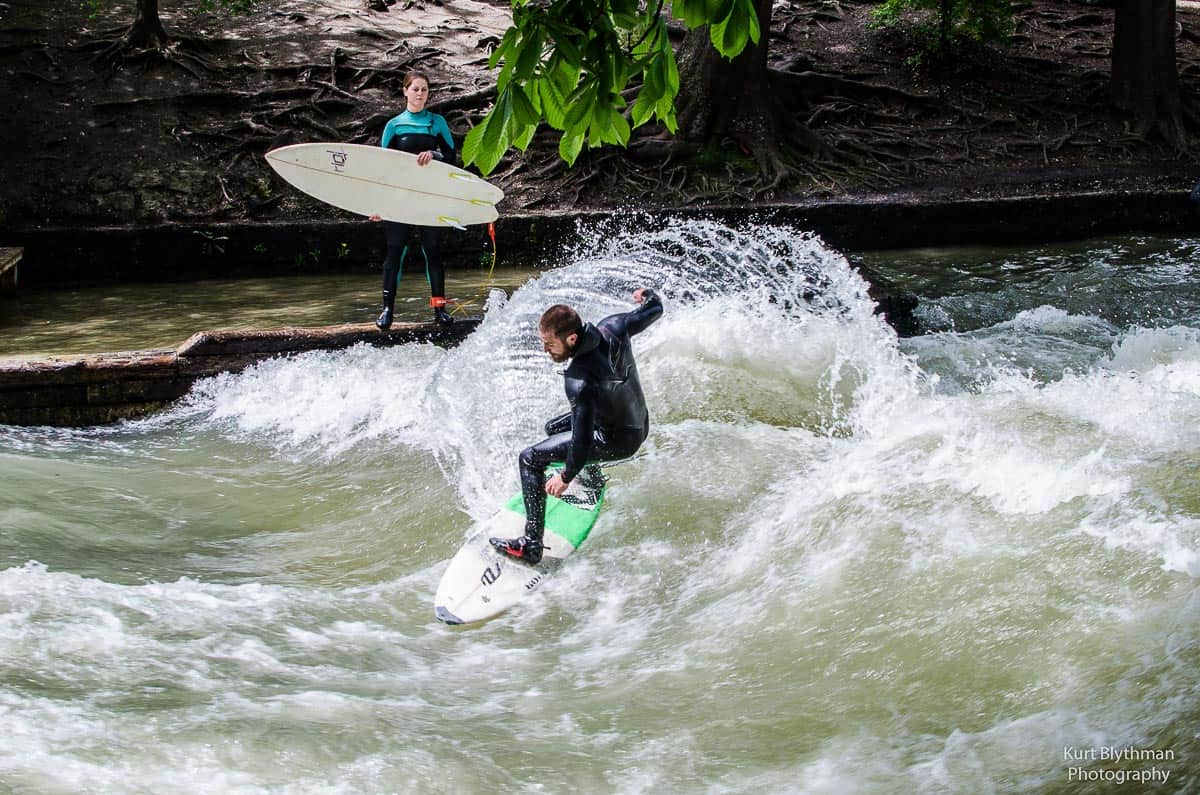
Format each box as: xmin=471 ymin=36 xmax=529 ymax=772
xmin=519 ymin=290 xmax=664 ymax=541
xmin=378 ymin=112 xmax=456 ymax=310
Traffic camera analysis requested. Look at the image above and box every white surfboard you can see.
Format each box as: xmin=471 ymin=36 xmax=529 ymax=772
xmin=434 ymin=465 xmax=607 ymax=625
xmin=265 ymin=143 xmax=503 ymax=228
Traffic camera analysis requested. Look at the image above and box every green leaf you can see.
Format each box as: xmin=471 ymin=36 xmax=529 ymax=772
xmin=488 ymin=28 xmax=518 ymax=70
xmin=744 ymin=0 xmax=761 ymax=46
xmin=559 ymin=129 xmax=585 ymax=165
xmin=608 ymin=107 xmax=631 ymax=147
xmin=553 ymin=56 xmax=582 ymax=91
xmin=513 ymin=121 xmax=537 ymax=152
xmin=586 ymin=125 xmax=602 ymax=149
xmin=538 ymin=62 xmax=577 ymax=129
xmin=641 ymin=55 xmax=663 ymax=102
xmin=584 ymin=101 xmax=628 ymax=148
xmin=631 ymin=51 xmax=666 ymax=129
xmin=511 ymin=84 xmax=540 ymax=127
xmin=709 ymin=15 xmax=735 ymax=58
xmin=661 ymin=106 xmax=678 ymax=135
xmin=549 ymin=30 xmax=582 ymax=66
xmin=610 ymin=0 xmax=638 ymax=19
xmin=613 ymin=11 xmax=642 ymax=29
xmin=514 ymin=27 xmax=543 ymax=80
xmin=711 ymin=0 xmax=754 ymax=58
xmin=656 ymin=94 xmax=678 ymax=131
xmin=710 ymin=0 xmax=734 ymax=21
xmin=563 ymin=80 xmax=597 ymax=129
xmin=464 ymin=92 xmax=514 ymax=175
xmin=462 ymin=122 xmax=487 ymax=172
xmin=671 ymin=0 xmax=710 ymax=28
xmin=631 ymin=18 xmax=658 ymax=59
xmin=496 ymin=38 xmax=520 ymax=90
xmin=664 ymin=54 xmax=680 ymax=96
xmin=631 ymin=92 xmax=655 ymax=128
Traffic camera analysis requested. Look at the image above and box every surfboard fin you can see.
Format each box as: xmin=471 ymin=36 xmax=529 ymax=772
xmin=438 ymin=216 xmax=468 ymax=231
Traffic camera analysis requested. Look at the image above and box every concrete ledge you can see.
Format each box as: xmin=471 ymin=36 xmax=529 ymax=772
xmin=5 ymin=189 xmax=1196 ymax=288
xmin=0 ymin=318 xmax=479 ymax=427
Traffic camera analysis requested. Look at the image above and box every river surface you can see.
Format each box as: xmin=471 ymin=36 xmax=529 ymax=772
xmin=0 ymin=264 xmax=533 ymax=359
xmin=2 ymin=221 xmax=1197 ymax=793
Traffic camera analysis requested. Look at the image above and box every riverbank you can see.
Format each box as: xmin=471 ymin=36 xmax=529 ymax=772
xmin=1 ymin=0 xmax=1196 ymax=233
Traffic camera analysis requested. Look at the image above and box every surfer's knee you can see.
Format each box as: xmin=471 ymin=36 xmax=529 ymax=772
xmin=519 ymin=445 xmax=541 ymax=469
xmin=521 ymin=443 xmax=561 ymax=475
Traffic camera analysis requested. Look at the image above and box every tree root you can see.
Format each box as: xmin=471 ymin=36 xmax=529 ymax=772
xmin=44 ymin=0 xmax=1195 ymax=222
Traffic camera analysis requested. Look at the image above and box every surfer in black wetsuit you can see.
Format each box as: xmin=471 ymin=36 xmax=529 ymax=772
xmin=490 ymin=288 xmax=664 ymax=564
xmin=369 ymin=71 xmax=458 ymax=329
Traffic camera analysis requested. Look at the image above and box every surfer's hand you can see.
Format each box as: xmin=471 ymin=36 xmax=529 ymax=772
xmin=545 ymin=473 xmax=569 ymax=497
xmin=416 ymin=151 xmax=434 ymax=166
xmin=368 ymin=214 xmax=382 ymax=222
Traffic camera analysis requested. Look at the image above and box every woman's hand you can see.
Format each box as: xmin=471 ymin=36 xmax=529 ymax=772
xmin=416 ymin=151 xmax=434 ymax=166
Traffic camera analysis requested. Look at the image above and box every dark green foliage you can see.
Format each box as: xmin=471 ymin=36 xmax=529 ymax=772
xmin=871 ymin=0 xmax=1015 ymax=65
xmin=463 ymin=0 xmax=762 ymax=175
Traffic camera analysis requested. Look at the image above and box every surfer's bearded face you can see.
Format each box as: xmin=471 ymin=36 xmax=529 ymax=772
xmin=405 ymin=79 xmax=430 ymax=112
xmin=540 ymin=329 xmax=577 ymax=363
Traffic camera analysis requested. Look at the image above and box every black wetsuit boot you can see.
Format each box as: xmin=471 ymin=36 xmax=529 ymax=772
xmin=490 ymin=534 xmax=543 ymax=565
xmin=432 ymin=297 xmax=454 ymax=325
xmin=377 ymin=226 xmax=410 ymax=331
xmin=489 ymin=445 xmax=549 ymax=564
xmin=376 ymin=290 xmax=395 ymax=330
xmin=421 ymin=232 xmax=453 ymax=325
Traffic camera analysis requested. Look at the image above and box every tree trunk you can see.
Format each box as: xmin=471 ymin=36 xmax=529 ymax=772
xmin=938 ymin=0 xmax=952 ymax=55
xmin=126 ymin=0 xmax=171 ymax=49
xmin=671 ymin=0 xmax=824 ymax=183
xmin=1111 ymin=0 xmax=1184 ymax=146
xmin=675 ymin=0 xmax=771 ymax=144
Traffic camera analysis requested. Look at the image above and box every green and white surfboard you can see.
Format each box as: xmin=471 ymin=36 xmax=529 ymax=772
xmin=434 ymin=464 xmax=607 ymax=625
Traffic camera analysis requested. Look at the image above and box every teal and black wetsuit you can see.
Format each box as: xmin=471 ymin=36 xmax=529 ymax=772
xmin=377 ymin=110 xmax=456 ymax=321
xmin=381 ymin=109 xmax=455 ymax=160
xmin=518 ymin=291 xmax=665 ymax=543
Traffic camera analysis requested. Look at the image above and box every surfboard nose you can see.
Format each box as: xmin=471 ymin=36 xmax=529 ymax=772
xmin=434 ymin=605 xmax=464 ymax=625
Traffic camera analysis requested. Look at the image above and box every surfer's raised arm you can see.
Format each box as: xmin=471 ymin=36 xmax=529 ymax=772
xmin=611 ymin=287 xmax=663 ymax=338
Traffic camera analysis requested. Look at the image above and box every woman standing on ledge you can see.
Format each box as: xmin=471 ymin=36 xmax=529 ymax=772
xmin=369 ymin=71 xmax=457 ymax=329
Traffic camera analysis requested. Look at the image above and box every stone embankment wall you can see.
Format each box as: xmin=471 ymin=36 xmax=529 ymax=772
xmin=0 ymin=319 xmax=478 ymax=426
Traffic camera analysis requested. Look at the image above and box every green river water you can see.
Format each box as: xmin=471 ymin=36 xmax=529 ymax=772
xmin=1 ymin=220 xmax=1196 ymax=793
